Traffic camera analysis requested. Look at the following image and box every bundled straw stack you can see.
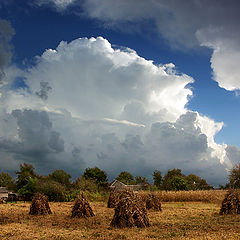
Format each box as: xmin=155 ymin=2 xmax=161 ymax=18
xmin=110 ymin=189 xmax=150 ymax=228
xmin=71 ymin=192 xmax=95 ymax=218
xmin=146 ymin=193 xmax=162 ymax=211
xmin=107 ymin=190 xmax=119 ymax=208
xmin=220 ymin=190 xmax=240 ymax=215
xmin=29 ymin=193 xmax=52 ymax=215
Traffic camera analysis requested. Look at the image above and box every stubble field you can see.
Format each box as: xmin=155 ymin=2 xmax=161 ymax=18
xmin=1 ymin=191 xmax=240 ymax=240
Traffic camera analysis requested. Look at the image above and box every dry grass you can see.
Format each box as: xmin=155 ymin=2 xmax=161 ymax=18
xmin=1 ymin=193 xmax=240 ymax=239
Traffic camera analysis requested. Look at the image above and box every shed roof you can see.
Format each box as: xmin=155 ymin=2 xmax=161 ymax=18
xmin=0 ymin=187 xmax=9 ymax=193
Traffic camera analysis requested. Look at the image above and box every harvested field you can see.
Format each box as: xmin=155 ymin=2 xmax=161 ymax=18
xmin=1 ymin=199 xmax=240 ymax=239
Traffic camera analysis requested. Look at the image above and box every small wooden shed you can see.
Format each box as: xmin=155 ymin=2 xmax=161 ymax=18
xmin=0 ymin=187 xmax=10 ymax=199
xmin=109 ymin=180 xmax=142 ymax=192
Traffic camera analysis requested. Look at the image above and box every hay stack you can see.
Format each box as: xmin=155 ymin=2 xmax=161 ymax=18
xmin=29 ymin=193 xmax=52 ymax=215
xmin=146 ymin=193 xmax=162 ymax=211
xmin=110 ymin=189 xmax=150 ymax=228
xmin=107 ymin=191 xmax=119 ymax=208
xmin=71 ymin=192 xmax=95 ymax=218
xmin=220 ymin=190 xmax=240 ymax=215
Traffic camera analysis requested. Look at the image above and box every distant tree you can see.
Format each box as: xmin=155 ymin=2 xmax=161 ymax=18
xmin=135 ymin=176 xmax=149 ymax=184
xmin=0 ymin=172 xmax=15 ymax=188
xmin=169 ymin=176 xmax=188 ymax=191
xmin=186 ymin=174 xmax=212 ymax=190
xmin=73 ymin=177 xmax=98 ymax=193
xmin=161 ymin=168 xmax=184 ymax=190
xmin=229 ymin=163 xmax=240 ymax=189
xmin=83 ymin=167 xmax=108 ymax=188
xmin=186 ymin=174 xmax=201 ymax=190
xmin=153 ymin=170 xmax=162 ymax=189
xmin=16 ymin=163 xmax=38 ymax=190
xmin=48 ymin=169 xmax=71 ymax=187
xmin=116 ymin=171 xmax=135 ymax=185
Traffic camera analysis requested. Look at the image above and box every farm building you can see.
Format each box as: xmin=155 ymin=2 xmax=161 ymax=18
xmin=0 ymin=187 xmax=10 ymax=199
xmin=109 ymin=180 xmax=142 ymax=192
xmin=0 ymin=187 xmax=20 ymax=201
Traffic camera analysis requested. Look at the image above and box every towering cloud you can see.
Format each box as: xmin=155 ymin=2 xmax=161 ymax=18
xmin=0 ymin=37 xmax=232 ymax=185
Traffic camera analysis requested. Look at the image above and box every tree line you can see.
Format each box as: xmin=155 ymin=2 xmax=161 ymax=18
xmin=1 ymin=163 xmax=240 ymax=201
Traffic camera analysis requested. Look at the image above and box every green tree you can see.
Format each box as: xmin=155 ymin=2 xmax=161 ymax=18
xmin=38 ymin=179 xmax=66 ymax=201
xmin=186 ymin=174 xmax=212 ymax=190
xmin=15 ymin=163 xmax=38 ymax=190
xmin=73 ymin=177 xmax=98 ymax=193
xmin=186 ymin=174 xmax=201 ymax=190
xmin=83 ymin=167 xmax=108 ymax=188
xmin=48 ymin=169 xmax=71 ymax=187
xmin=0 ymin=172 xmax=15 ymax=188
xmin=135 ymin=176 xmax=148 ymax=185
xmin=116 ymin=171 xmax=135 ymax=185
xmin=18 ymin=177 xmax=39 ymax=200
xmin=153 ymin=170 xmax=162 ymax=189
xmin=229 ymin=163 xmax=240 ymax=189
xmin=161 ymin=168 xmax=185 ymax=190
xmin=169 ymin=176 xmax=188 ymax=191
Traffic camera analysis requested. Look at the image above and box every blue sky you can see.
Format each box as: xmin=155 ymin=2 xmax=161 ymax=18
xmin=0 ymin=0 xmax=240 ymax=185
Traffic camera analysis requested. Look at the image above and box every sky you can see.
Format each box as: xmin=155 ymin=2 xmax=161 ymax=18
xmin=0 ymin=0 xmax=240 ymax=186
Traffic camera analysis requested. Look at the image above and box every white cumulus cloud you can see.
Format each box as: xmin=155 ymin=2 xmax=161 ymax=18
xmin=0 ymin=36 xmax=234 ymax=185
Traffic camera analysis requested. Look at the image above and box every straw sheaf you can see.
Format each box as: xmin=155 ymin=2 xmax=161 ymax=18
xmin=110 ymin=190 xmax=150 ymax=228
xmin=146 ymin=193 xmax=162 ymax=211
xmin=107 ymin=190 xmax=120 ymax=208
xmin=29 ymin=193 xmax=52 ymax=215
xmin=220 ymin=190 xmax=240 ymax=215
xmin=71 ymin=192 xmax=95 ymax=218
